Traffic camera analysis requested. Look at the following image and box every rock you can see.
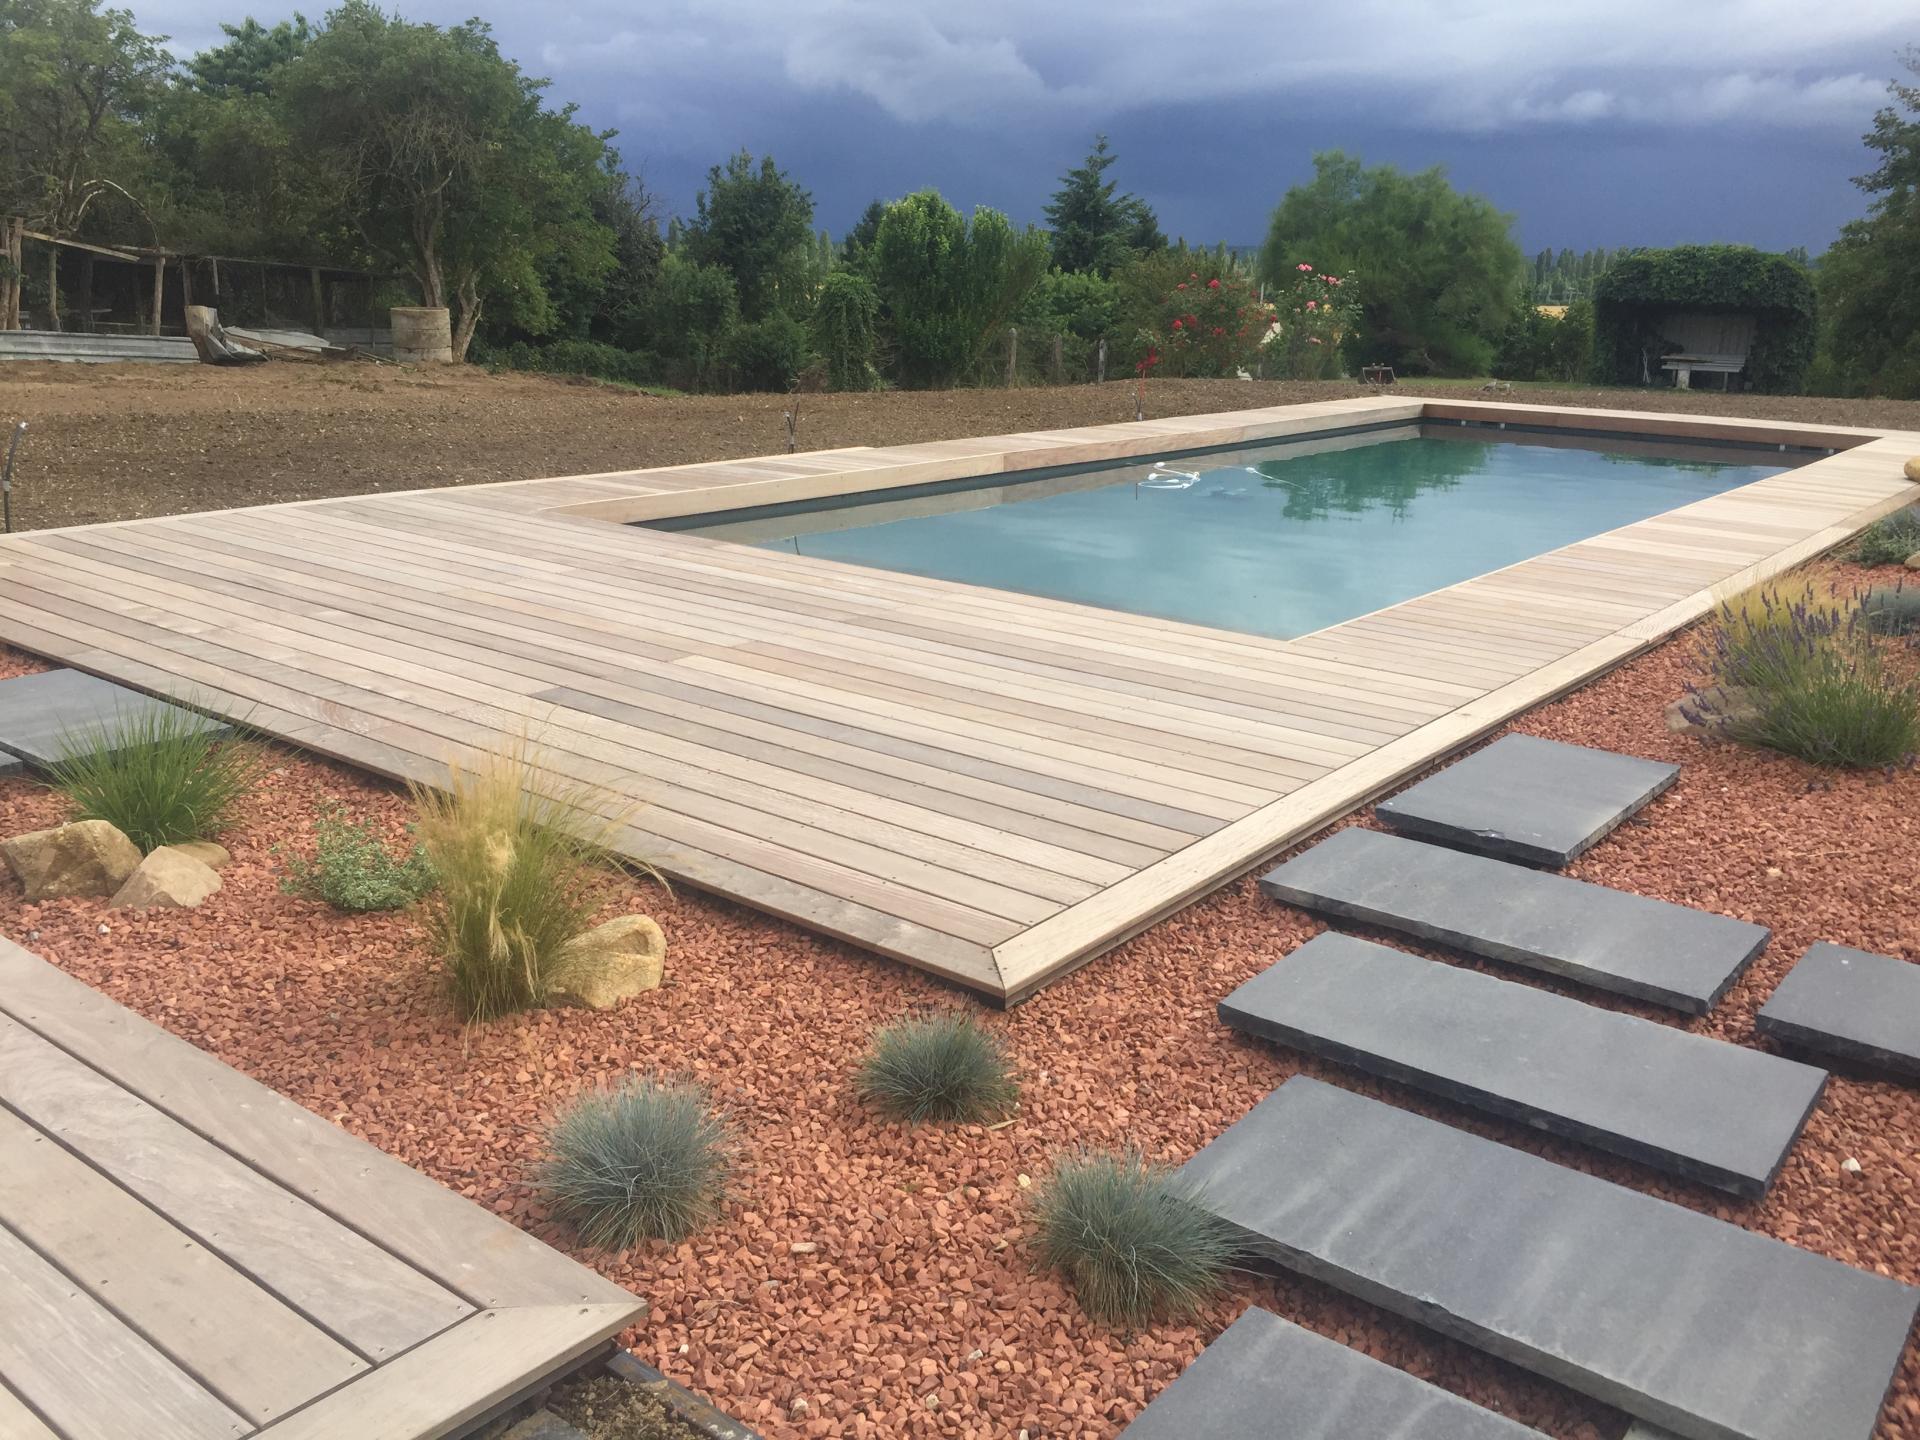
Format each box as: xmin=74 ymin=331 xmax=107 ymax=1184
xmin=1843 ymin=1157 xmax=1863 ymax=1173
xmin=1904 ymin=455 xmax=1920 ymax=483
xmin=1 ymin=820 xmax=142 ymax=899
xmin=1904 ymin=551 xmax=1920 ymax=571
xmin=171 ymin=840 xmax=232 ymax=871
xmin=549 ymin=915 xmax=666 ymax=1009
xmin=109 ymin=846 xmax=223 ymax=910
xmin=1664 ymin=685 xmax=1761 ymax=739
xmin=499 ymin=1412 xmax=582 ymax=1440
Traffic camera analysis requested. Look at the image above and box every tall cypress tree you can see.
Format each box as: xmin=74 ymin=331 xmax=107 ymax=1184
xmin=1044 ymin=135 xmax=1158 ymax=277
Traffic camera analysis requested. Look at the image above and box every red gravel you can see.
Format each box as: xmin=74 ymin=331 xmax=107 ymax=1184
xmin=3 ymin=561 xmax=1919 ymax=1439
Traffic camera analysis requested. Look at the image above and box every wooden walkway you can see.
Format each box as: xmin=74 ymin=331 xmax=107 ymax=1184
xmin=0 ymin=936 xmax=645 ymax=1439
xmin=0 ymin=397 xmax=1914 ymax=1003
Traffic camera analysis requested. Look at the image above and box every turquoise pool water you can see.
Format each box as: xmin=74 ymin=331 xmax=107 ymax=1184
xmin=707 ymin=427 xmax=1798 ymax=641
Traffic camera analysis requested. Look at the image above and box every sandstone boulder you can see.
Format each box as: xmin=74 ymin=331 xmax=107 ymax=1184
xmin=1904 ymin=455 xmax=1920 ymax=483
xmin=1 ymin=820 xmax=142 ymax=900
xmin=172 ymin=840 xmax=232 ymax=871
xmin=109 ymin=846 xmax=223 ymax=910
xmin=550 ymin=914 xmax=667 ymax=1010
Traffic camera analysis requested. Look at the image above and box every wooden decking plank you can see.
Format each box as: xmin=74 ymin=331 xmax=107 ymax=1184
xmin=0 ymin=567 xmax=1077 ymax=924
xmin=2 ymin=399 xmax=1912 ymax=1006
xmin=255 ymin=1305 xmax=643 ymax=1440
xmin=0 ymin=1381 xmax=58 ymax=1440
xmin=0 ymin=941 xmax=650 ymax=1312
xmin=0 ymin=1015 xmax=474 ymax=1361
xmin=0 ymin=1108 xmax=367 ymax=1425
xmin=5 ymin=553 xmax=1120 ymax=902
xmin=0 ymin=1223 xmax=250 ymax=1440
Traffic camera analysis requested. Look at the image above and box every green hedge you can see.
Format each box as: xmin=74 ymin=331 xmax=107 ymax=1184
xmin=1591 ymin=245 xmax=1815 ymax=394
xmin=472 ymin=338 xmax=661 ymax=388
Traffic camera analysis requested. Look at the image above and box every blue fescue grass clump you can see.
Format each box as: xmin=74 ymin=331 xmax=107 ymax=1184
xmin=1032 ymin=1149 xmax=1236 ymax=1327
xmin=48 ymin=699 xmax=262 ymax=850
xmin=1852 ymin=508 xmax=1920 ymax=567
xmin=855 ymin=1011 xmax=1019 ymax=1125
xmin=1687 ymin=582 xmax=1920 ymax=769
xmin=541 ymin=1076 xmax=734 ymax=1249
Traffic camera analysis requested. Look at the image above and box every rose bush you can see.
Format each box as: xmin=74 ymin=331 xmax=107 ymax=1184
xmin=1265 ymin=262 xmax=1359 ymax=379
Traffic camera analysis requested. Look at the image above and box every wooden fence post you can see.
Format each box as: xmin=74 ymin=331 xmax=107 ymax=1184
xmin=151 ymin=257 xmax=164 ymax=336
xmin=1050 ymin=334 xmax=1063 ymax=385
xmin=1096 ymin=337 xmax=1106 ymax=383
xmin=1004 ymin=326 xmax=1018 ymax=387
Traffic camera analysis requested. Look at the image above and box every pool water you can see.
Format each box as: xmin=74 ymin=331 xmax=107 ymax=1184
xmin=715 ymin=428 xmax=1798 ymax=641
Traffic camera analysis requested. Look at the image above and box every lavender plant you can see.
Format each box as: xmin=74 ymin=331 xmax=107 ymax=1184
xmin=1685 ymin=583 xmax=1920 ymax=768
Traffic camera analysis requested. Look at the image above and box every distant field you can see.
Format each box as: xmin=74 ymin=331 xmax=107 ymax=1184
xmin=0 ymin=361 xmax=1916 ymax=530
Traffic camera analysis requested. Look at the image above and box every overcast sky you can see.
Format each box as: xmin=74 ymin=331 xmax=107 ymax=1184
xmin=132 ymin=0 xmax=1914 ymax=254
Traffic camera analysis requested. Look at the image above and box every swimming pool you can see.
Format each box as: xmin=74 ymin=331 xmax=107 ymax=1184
xmin=673 ymin=424 xmax=1806 ymax=642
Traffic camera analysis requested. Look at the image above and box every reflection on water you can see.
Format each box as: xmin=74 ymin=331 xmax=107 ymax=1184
xmin=687 ymin=428 xmax=1796 ymax=642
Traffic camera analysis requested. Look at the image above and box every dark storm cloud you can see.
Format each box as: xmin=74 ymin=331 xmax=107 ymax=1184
xmin=131 ymin=0 xmax=1915 ymax=250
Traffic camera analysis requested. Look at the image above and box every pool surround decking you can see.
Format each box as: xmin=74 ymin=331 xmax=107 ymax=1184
xmin=0 ymin=935 xmax=646 ymax=1439
xmin=0 ymin=395 xmax=1913 ymax=1004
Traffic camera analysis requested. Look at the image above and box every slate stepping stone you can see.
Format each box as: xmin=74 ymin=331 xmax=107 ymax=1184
xmin=1220 ymin=932 xmax=1824 ymax=1197
xmin=1376 ymin=733 xmax=1679 ymax=867
xmin=1259 ymin=828 xmax=1767 ymax=1014
xmin=1120 ymin=1306 xmax=1548 ymax=1439
xmin=1182 ymin=1078 xmax=1920 ymax=1440
xmin=0 ymin=669 xmax=229 ymax=771
xmin=1757 ymin=942 xmax=1920 ymax=1081
xmin=0 ymin=749 xmax=18 ymax=780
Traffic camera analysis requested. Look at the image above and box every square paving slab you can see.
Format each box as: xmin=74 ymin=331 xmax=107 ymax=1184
xmin=1376 ymin=733 xmax=1679 ymax=867
xmin=1219 ymin=933 xmax=1825 ymax=1197
xmin=1182 ymin=1082 xmax=1920 ymax=1440
xmin=1757 ymin=942 xmax=1920 ymax=1081
xmin=1259 ymin=828 xmax=1768 ymax=1013
xmin=1182 ymin=1078 xmax=1920 ymax=1440
xmin=0 ymin=668 xmax=230 ymax=771
xmin=1121 ymin=1306 xmax=1548 ymax=1439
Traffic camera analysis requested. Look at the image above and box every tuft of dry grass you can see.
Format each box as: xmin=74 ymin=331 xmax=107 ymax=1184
xmin=409 ymin=738 xmax=638 ymax=1021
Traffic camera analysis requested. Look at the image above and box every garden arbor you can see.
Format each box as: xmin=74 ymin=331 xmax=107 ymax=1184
xmin=1592 ymin=245 xmax=1816 ymax=394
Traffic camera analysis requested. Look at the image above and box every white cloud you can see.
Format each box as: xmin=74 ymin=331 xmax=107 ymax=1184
xmin=134 ymin=0 xmax=1913 ymax=138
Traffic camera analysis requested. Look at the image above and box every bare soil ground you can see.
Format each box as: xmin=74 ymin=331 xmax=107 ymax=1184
xmin=4 ymin=562 xmax=1920 ymax=1438
xmin=1 ymin=360 xmax=1918 ymax=530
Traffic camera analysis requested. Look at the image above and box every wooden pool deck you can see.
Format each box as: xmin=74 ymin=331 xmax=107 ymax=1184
xmin=0 ymin=936 xmax=645 ymax=1439
xmin=0 ymin=396 xmax=1914 ymax=1003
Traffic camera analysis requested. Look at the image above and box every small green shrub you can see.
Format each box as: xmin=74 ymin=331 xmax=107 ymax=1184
xmin=409 ymin=740 xmax=630 ymax=1022
xmin=1692 ymin=583 xmax=1920 ymax=768
xmin=474 ymin=338 xmax=666 ymax=390
xmin=1032 ymin=1149 xmax=1235 ymax=1327
xmin=1852 ymin=508 xmax=1920 ymax=567
xmin=278 ymin=802 xmax=436 ymax=912
xmin=49 ymin=701 xmax=262 ymax=850
xmin=541 ymin=1076 xmax=735 ymax=1248
xmin=721 ymin=310 xmax=811 ymax=391
xmin=855 ymin=1011 xmax=1018 ymax=1124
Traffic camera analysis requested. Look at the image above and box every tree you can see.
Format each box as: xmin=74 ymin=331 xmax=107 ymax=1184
xmin=279 ymin=2 xmax=616 ymax=360
xmin=1044 ymin=135 xmax=1160 ymax=277
xmin=185 ymin=14 xmax=311 ymax=97
xmin=1815 ymin=49 xmax=1920 ymax=398
xmin=870 ymin=190 xmax=1049 ymax=388
xmin=839 ymin=198 xmax=888 ymax=273
xmin=1259 ymin=151 xmax=1524 ymax=375
xmin=0 ymin=0 xmax=171 ymax=327
xmin=682 ymin=151 xmax=813 ymax=322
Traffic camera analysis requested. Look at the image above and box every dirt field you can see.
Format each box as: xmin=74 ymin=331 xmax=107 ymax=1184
xmin=2 ymin=360 xmax=1918 ymax=530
